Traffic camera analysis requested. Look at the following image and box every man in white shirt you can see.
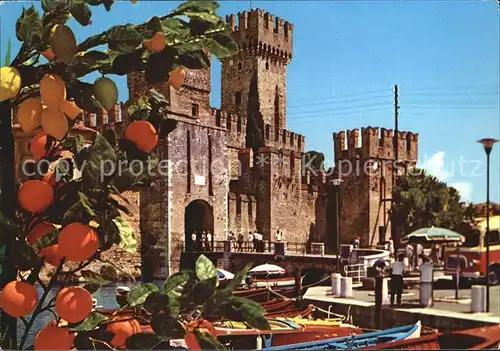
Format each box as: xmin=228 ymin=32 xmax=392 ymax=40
xmin=419 ymin=255 xmax=434 ymax=307
xmin=206 ymin=232 xmax=212 ymax=251
xmin=416 ymin=243 xmax=423 ymax=268
xmin=191 ymin=232 xmax=197 ymax=251
xmin=390 ymin=253 xmax=406 ymax=307
xmin=388 ymin=238 xmax=395 ymax=258
xmin=248 ymin=232 xmax=254 ymax=252
xmin=406 ymin=244 xmax=414 ymax=272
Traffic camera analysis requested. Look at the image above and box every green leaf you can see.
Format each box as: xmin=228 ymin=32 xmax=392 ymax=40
xmin=50 ymin=24 xmax=78 ymax=64
xmin=195 ymin=255 xmax=218 ymax=282
xmin=193 ymin=329 xmax=225 ymax=350
xmin=78 ymin=192 xmax=97 ymax=217
xmin=82 ymin=283 xmax=101 ymax=294
xmin=81 ymin=270 xmax=111 ymax=285
xmin=19 ymin=5 xmax=43 ymax=47
xmin=84 ymin=0 xmax=103 ymax=5
xmin=172 ymin=1 xmax=219 ymax=15
xmin=61 ymin=135 xmax=85 ymax=154
xmin=204 ymin=34 xmax=239 ymax=59
xmin=67 ymin=81 xmax=103 ymax=113
xmin=177 ymin=51 xmax=210 ymax=70
xmin=127 ymin=283 xmax=159 ymax=307
xmin=82 ymin=133 xmax=117 ymax=188
xmin=143 ymin=291 xmax=169 ymax=314
xmin=4 ymin=39 xmax=11 ymax=66
xmin=70 ymin=0 xmax=92 ymax=26
xmin=151 ymin=313 xmax=185 ymax=339
xmin=102 ymin=0 xmax=114 ymax=11
xmin=184 ymin=11 xmax=220 ymax=24
xmin=231 ymin=297 xmax=270 ymax=330
xmin=33 ymin=228 xmax=59 ymax=250
xmin=226 ymin=263 xmax=252 ymax=292
xmin=107 ymin=25 xmax=142 ymax=53
xmin=112 ymin=216 xmax=137 ymax=253
xmin=163 ymin=270 xmax=192 ymax=317
xmin=145 ymin=49 xmax=175 ymax=85
xmin=202 ymin=288 xmax=232 ymax=321
xmin=125 ymin=333 xmax=162 ymax=350
xmin=11 ymin=241 xmax=38 ymax=270
xmin=111 ymin=50 xmax=144 ymax=75
xmin=161 ymin=18 xmax=190 ymax=42
xmin=71 ymin=312 xmax=108 ymax=331
xmin=93 ymin=77 xmax=118 ymax=111
xmin=0 ymin=212 xmax=23 ymax=238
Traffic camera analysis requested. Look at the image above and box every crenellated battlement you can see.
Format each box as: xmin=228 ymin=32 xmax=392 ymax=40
xmin=225 ymin=9 xmax=293 ymax=64
xmin=333 ymin=126 xmax=419 ymax=162
xmin=263 ymin=123 xmax=304 ymax=153
xmin=214 ymin=109 xmax=246 ymax=149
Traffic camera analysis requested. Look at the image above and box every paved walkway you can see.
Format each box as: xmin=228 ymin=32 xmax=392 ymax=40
xmin=304 ymin=285 xmax=500 ymax=324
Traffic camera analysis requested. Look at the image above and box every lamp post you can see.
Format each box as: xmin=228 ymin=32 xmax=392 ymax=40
xmin=332 ymin=178 xmax=343 ymax=273
xmin=477 ymin=137 xmax=499 ymax=313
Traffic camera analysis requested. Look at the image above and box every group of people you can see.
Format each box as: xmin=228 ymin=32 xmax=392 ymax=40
xmin=190 ymin=231 xmax=213 ymax=251
xmin=227 ymin=230 xmax=266 ymax=252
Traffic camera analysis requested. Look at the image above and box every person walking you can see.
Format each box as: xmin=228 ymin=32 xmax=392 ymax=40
xmin=419 ymin=255 xmax=434 ymax=307
xmin=353 ymin=236 xmax=360 ymax=249
xmin=201 ymin=231 xmax=207 ymax=251
xmin=207 ymin=231 xmax=212 ymax=251
xmin=388 ymin=237 xmax=395 ymax=259
xmin=390 ymin=253 xmax=406 ymax=307
xmin=248 ymin=231 xmax=254 ymax=252
xmin=191 ymin=231 xmax=197 ymax=251
xmin=237 ymin=233 xmax=244 ymax=252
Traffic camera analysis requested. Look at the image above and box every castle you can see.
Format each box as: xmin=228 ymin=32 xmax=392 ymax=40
xmin=13 ymin=9 xmax=418 ymax=279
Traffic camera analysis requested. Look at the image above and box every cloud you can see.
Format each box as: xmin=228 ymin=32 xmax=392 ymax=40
xmin=450 ymin=182 xmax=473 ymax=202
xmin=420 ymin=151 xmax=473 ymax=202
xmin=420 ymin=152 xmax=451 ymax=181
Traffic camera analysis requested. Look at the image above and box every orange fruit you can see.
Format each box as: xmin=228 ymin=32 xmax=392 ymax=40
xmin=55 ymin=286 xmax=93 ymax=323
xmin=124 ymin=120 xmax=158 ymax=153
xmin=41 ymin=107 xmax=68 ymax=140
xmin=58 ymin=223 xmax=99 ymax=262
xmin=18 ymin=180 xmax=54 ymax=213
xmin=144 ymin=32 xmax=165 ymax=53
xmin=41 ymin=244 xmax=63 ymax=266
xmin=31 ymin=132 xmax=53 ymax=160
xmin=26 ymin=222 xmax=62 ymax=266
xmin=39 ymin=74 xmax=66 ymax=109
xmin=0 ymin=281 xmax=38 ymax=317
xmin=41 ymin=48 xmax=55 ymax=62
xmin=16 ymin=97 xmax=43 ymax=132
xmin=106 ymin=317 xmax=141 ymax=349
xmin=27 ymin=221 xmax=56 ymax=245
xmin=60 ymin=100 xmax=82 ymax=120
xmin=167 ymin=67 xmax=185 ymax=90
xmin=185 ymin=332 xmax=201 ymax=351
xmin=34 ymin=320 xmax=75 ymax=350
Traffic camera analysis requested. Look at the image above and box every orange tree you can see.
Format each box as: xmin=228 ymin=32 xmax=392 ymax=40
xmin=0 ymin=0 xmax=269 ymax=349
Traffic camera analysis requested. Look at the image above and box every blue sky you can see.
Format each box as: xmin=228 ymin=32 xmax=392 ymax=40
xmin=1 ymin=0 xmax=499 ymax=203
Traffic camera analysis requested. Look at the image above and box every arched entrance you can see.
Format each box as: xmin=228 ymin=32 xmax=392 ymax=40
xmin=185 ymin=200 xmax=214 ymax=251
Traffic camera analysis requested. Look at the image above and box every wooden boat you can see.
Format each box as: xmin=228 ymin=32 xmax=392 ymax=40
xmin=265 ymin=305 xmax=315 ymax=319
xmin=233 ymin=287 xmax=297 ymax=302
xmin=286 ymin=316 xmax=346 ymax=327
xmin=263 ymin=321 xmax=422 ymax=350
xmin=214 ymin=318 xmax=363 ymax=349
xmin=252 ymin=276 xmax=296 ymax=288
xmin=364 ymin=324 xmax=500 ymax=350
xmin=262 ymin=299 xmax=296 ymax=313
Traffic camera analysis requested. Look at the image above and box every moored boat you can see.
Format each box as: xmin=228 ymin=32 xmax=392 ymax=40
xmin=263 ymin=321 xmax=422 ymax=350
xmin=265 ymin=305 xmax=316 ymax=319
xmin=363 ymin=324 xmax=500 ymax=350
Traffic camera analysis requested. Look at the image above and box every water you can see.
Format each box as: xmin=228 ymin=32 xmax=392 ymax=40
xmin=17 ymin=280 xmax=164 ymax=348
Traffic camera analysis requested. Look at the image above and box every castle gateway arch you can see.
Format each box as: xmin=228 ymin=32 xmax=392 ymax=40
xmin=185 ymin=199 xmax=214 ymax=251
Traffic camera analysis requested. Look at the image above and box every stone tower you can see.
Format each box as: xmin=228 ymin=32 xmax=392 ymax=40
xmin=221 ymin=9 xmax=293 ymax=162
xmin=333 ymin=128 xmax=419 ymax=247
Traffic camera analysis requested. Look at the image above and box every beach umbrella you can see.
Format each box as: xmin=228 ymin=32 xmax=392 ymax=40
xmin=217 ymin=268 xmax=235 ymax=281
xmin=401 ymin=227 xmax=465 ymax=245
xmin=249 ymin=263 xmax=286 ymax=275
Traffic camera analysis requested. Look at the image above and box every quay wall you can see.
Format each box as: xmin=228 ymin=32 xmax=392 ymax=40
xmin=303 ymin=297 xmax=499 ymax=332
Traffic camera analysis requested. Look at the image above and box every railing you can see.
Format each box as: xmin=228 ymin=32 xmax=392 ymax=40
xmin=182 ymin=240 xmax=309 ymax=255
xmin=344 ymin=263 xmax=366 ymax=284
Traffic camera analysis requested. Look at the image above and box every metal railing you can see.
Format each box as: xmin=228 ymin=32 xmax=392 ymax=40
xmin=344 ymin=263 xmax=366 ymax=284
xmin=182 ymin=240 xmax=309 ymax=255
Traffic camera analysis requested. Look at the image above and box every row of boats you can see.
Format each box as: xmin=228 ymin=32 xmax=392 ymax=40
xmin=104 ymin=286 xmax=500 ymax=350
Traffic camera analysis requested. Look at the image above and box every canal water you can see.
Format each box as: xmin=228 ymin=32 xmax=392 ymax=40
xmin=17 ymin=280 xmax=162 ymax=347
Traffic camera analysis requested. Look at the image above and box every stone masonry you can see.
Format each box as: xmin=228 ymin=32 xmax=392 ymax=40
xmin=13 ymin=8 xmax=418 ymax=280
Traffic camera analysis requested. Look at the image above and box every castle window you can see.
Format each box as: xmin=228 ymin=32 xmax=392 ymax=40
xmin=238 ymin=62 xmax=242 ymax=70
xmin=191 ymin=104 xmax=199 ymax=117
xmin=274 ymin=87 xmax=280 ymax=130
xmin=266 ymin=62 xmax=269 ymax=70
xmin=406 ymin=134 xmax=411 ymax=151
xmin=236 ymin=198 xmax=242 ymax=215
xmin=235 ymin=92 xmax=241 ymax=105
xmin=237 ymin=115 xmax=242 ymax=133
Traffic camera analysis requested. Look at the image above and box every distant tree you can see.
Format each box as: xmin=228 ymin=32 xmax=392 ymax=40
xmin=391 ymin=169 xmax=470 ymax=233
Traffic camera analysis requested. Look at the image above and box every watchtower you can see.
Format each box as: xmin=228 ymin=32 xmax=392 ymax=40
xmin=332 ymin=127 xmax=419 ymax=247
xmin=221 ymin=9 xmax=293 ymax=135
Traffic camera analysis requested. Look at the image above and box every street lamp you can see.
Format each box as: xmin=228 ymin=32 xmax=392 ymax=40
xmin=332 ymin=178 xmax=343 ymax=273
xmin=477 ymin=137 xmax=499 ymax=313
